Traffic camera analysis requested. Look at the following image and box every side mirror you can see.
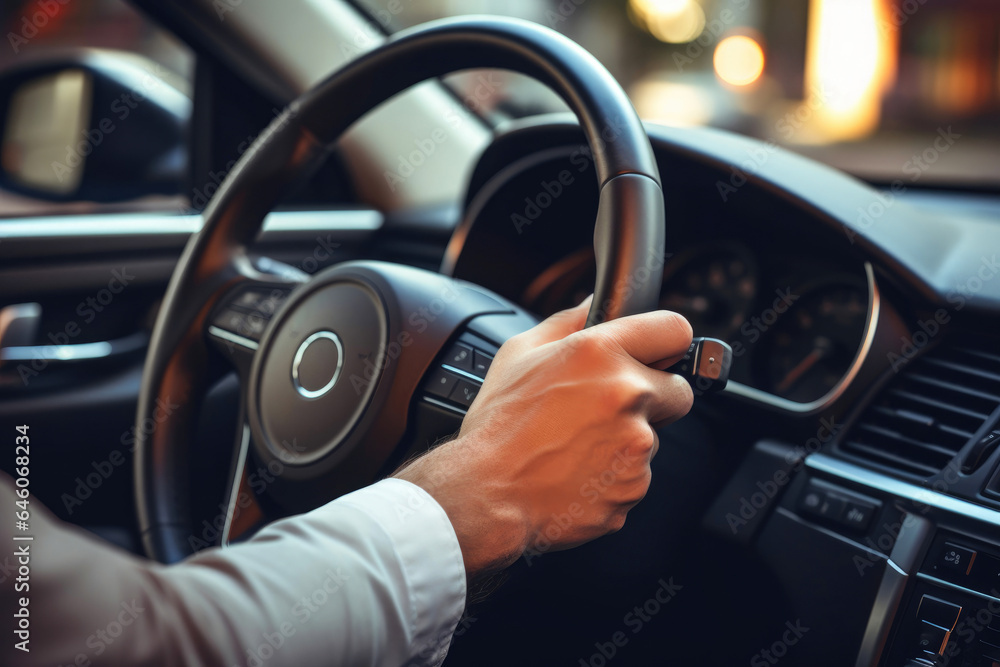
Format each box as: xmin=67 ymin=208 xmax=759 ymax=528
xmin=0 ymin=51 xmax=191 ymax=203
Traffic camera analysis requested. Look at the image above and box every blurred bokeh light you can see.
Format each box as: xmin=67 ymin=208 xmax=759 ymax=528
xmin=803 ymin=0 xmax=897 ymax=142
xmin=628 ymin=0 xmax=706 ymax=44
xmin=714 ymin=35 xmax=766 ymax=87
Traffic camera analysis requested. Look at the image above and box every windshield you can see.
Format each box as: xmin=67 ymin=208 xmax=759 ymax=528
xmin=356 ymin=0 xmax=1000 ymax=189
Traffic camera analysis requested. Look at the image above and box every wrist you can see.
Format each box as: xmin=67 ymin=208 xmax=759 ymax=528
xmin=392 ymin=434 xmax=531 ymax=578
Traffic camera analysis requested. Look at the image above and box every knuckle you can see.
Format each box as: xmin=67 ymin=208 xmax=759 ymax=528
xmin=623 ymin=421 xmax=656 ymax=454
xmin=607 ymin=372 xmax=640 ymax=401
xmin=564 ymin=330 xmax=608 ymax=364
xmin=631 ymin=480 xmax=651 ymax=506
xmin=605 ymin=369 xmax=655 ymax=408
xmin=575 ymin=329 xmax=606 ymax=354
xmin=639 ymin=467 xmax=653 ymax=496
xmin=606 ymin=511 xmax=628 ymax=533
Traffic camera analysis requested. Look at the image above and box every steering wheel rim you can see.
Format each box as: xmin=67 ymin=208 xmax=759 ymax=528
xmin=135 ymin=16 xmax=665 ymax=563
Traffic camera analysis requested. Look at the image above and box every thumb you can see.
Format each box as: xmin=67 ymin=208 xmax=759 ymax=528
xmin=521 ymin=294 xmax=594 ymax=346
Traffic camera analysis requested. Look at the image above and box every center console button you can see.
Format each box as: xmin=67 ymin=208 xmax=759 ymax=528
xmin=917 ymin=595 xmax=962 ymax=631
xmin=916 ymin=620 xmax=951 ymax=657
xmin=937 ymin=542 xmax=977 ymax=577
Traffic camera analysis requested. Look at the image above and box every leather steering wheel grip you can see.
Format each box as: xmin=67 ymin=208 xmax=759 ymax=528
xmin=135 ymin=16 xmax=665 ymax=562
xmin=291 ymin=16 xmax=666 ymax=324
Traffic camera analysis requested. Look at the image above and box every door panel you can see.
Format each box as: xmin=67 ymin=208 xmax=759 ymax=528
xmin=0 ymin=209 xmax=384 ymax=551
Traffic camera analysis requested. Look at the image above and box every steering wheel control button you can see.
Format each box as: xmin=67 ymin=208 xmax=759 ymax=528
xmin=232 ymin=288 xmax=288 ymax=317
xmin=443 ymin=343 xmax=475 ymax=372
xmin=422 ymin=337 xmax=498 ymax=414
xmin=426 ymin=368 xmax=460 ymax=399
xmin=665 ymin=337 xmax=732 ymax=392
xmin=449 ymin=380 xmax=481 ymax=408
xmin=213 ymin=308 xmax=266 ymax=340
xmin=937 ymin=543 xmax=977 ymax=576
xmin=291 ymin=331 xmax=344 ymax=399
xmin=472 ymin=351 xmax=493 ymax=378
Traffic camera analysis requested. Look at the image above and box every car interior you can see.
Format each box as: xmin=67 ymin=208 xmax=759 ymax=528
xmin=2 ymin=1 xmax=1000 ymax=665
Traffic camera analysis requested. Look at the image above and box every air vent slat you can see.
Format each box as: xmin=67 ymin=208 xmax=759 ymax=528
xmin=937 ymin=346 xmax=1000 ymax=372
xmin=885 ymin=390 xmax=990 ymax=423
xmin=840 ymin=441 xmax=941 ymax=478
xmin=856 ymin=423 xmax=962 ymax=459
xmin=960 ymin=348 xmax=1000 ymax=369
xmin=922 ymin=357 xmax=1000 ymax=388
xmin=868 ymin=406 xmax=972 ymax=448
xmin=839 ymin=336 xmax=1000 ymax=480
xmin=906 ymin=373 xmax=1000 ymax=403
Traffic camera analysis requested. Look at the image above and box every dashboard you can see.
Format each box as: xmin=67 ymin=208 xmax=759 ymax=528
xmin=446 ymin=119 xmax=875 ymax=408
xmin=511 ymin=238 xmax=868 ymax=404
xmin=3 ymin=111 xmax=1000 ymax=665
xmin=439 ymin=117 xmax=1000 ymax=666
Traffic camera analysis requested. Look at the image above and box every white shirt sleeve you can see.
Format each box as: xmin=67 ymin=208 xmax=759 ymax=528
xmin=0 ymin=475 xmax=467 ymax=667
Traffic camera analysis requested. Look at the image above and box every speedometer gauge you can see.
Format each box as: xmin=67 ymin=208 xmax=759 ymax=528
xmin=758 ymin=279 xmax=868 ymax=403
xmin=522 ymin=242 xmax=760 ymax=336
xmin=659 ymin=243 xmax=758 ymax=342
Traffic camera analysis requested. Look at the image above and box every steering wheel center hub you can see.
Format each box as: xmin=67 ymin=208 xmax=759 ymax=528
xmin=291 ymin=331 xmax=344 ymax=398
xmin=249 ymin=279 xmax=388 ymax=466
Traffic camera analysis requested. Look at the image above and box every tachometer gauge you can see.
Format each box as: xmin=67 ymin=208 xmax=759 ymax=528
xmin=759 ymin=279 xmax=869 ymax=403
xmin=521 ymin=248 xmax=595 ymax=316
xmin=659 ymin=243 xmax=758 ymax=342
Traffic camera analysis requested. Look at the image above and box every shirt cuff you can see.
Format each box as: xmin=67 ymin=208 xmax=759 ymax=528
xmin=334 ymin=478 xmax=467 ymax=666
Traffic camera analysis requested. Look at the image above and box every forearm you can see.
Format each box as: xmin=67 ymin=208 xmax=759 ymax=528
xmin=0 ymin=476 xmax=465 ymax=667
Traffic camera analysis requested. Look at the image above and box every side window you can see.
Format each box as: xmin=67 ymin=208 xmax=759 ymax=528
xmin=0 ymin=0 xmax=193 ymax=217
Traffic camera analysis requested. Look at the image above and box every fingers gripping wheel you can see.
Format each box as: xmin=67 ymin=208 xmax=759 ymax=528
xmin=134 ymin=17 xmax=666 ymax=562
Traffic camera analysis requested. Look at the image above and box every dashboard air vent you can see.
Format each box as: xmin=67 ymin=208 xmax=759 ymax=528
xmin=840 ymin=337 xmax=1000 ymax=478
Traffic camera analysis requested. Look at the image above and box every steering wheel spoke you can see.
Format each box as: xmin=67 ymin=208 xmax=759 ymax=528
xmin=217 ymin=421 xmax=288 ymax=547
xmin=205 ymin=255 xmax=308 ymax=367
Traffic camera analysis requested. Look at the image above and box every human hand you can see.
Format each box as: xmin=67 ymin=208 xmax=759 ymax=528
xmin=393 ymin=296 xmax=694 ymax=578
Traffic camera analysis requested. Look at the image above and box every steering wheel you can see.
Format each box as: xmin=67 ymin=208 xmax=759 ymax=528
xmin=134 ymin=16 xmax=665 ymax=563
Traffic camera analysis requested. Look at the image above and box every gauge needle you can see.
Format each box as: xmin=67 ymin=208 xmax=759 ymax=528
xmin=776 ymin=339 xmax=831 ymax=394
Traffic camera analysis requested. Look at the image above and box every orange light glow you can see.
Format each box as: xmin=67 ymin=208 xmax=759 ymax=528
xmin=628 ymin=0 xmax=706 ymax=44
xmin=713 ymin=35 xmax=765 ymax=87
xmin=631 ymin=80 xmax=714 ymax=127
xmin=802 ymin=0 xmax=897 ymax=143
